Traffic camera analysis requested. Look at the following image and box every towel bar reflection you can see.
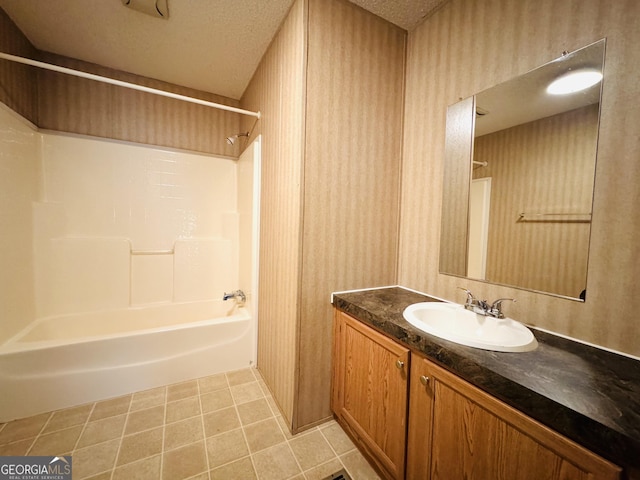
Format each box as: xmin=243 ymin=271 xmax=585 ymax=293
xmin=131 ymin=249 xmax=174 ymax=255
xmin=518 ymin=212 xmax=592 ymax=223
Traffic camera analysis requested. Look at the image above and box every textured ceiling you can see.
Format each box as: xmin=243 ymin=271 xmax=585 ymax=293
xmin=0 ymin=0 xmax=446 ymax=99
xmin=349 ymin=0 xmax=448 ymax=30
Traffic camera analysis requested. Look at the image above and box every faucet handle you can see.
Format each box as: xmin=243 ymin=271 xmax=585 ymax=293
xmin=457 ymin=287 xmax=475 ymax=307
xmin=488 ymin=298 xmax=516 ymax=318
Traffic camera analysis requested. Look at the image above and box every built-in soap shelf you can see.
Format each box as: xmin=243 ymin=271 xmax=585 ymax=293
xmin=131 ymin=249 xmax=174 ymax=255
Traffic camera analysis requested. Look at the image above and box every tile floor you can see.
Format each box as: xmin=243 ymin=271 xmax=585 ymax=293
xmin=0 ymin=367 xmax=381 ymax=480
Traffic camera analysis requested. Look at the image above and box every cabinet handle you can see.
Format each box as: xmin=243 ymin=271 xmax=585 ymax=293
xmin=420 ymin=375 xmax=431 ymax=386
xmin=396 ymin=360 xmax=405 ymax=369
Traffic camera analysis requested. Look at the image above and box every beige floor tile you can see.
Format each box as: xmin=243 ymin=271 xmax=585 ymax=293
xmin=252 ymin=443 xmax=301 ymax=480
xmin=210 ymin=456 xmax=257 ymax=480
xmin=43 ymin=404 xmax=93 ymax=434
xmin=117 ymin=427 xmax=163 ymax=466
xmin=73 ymin=438 xmax=120 ymax=480
xmin=253 ymin=368 xmax=265 ymax=382
xmin=130 ymin=387 xmax=166 ymax=411
xmin=258 ymin=379 xmax=272 ymax=397
xmin=28 ymin=425 xmax=83 ymax=455
xmin=113 ymin=455 xmax=161 ymax=480
xmin=76 ymin=414 xmax=126 ymax=449
xmin=236 ymin=398 xmax=273 ymax=425
xmin=230 ymin=381 xmax=264 ymax=405
xmin=198 ymin=373 xmax=228 ymax=393
xmin=166 ymin=396 xmax=201 ymax=423
xmin=125 ymin=405 xmax=165 ymax=435
xmin=90 ymin=396 xmax=131 ymax=421
xmin=164 ymin=416 xmax=204 ymax=451
xmin=0 ymin=438 xmax=34 ymax=456
xmin=205 ymin=428 xmax=249 ymax=468
xmin=0 ymin=369 xmax=376 ymax=480
xmin=275 ymin=415 xmax=295 ymax=440
xmin=202 ymin=407 xmax=240 ymax=437
xmin=84 ymin=472 xmax=113 ymax=480
xmin=303 ymin=458 xmax=345 ymax=480
xmin=0 ymin=412 xmax=50 ymax=444
xmin=289 ymin=430 xmax=335 ymax=471
xmin=341 ymin=449 xmax=382 ymax=480
xmin=226 ymin=368 xmax=256 ymax=386
xmin=166 ymin=380 xmax=199 ymax=402
xmin=320 ymin=421 xmax=356 ymax=455
xmin=243 ymin=418 xmax=285 ymax=453
xmin=266 ymin=395 xmax=284 ymax=416
xmin=200 ymin=388 xmax=233 ymax=413
xmin=162 ymin=441 xmax=208 ymax=480
xmin=186 ymin=474 xmax=210 ymax=480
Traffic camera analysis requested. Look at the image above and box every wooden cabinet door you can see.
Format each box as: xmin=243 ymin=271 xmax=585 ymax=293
xmin=425 ymin=359 xmax=621 ymax=480
xmin=332 ymin=310 xmax=409 ymax=480
xmin=406 ymin=355 xmax=436 ymax=479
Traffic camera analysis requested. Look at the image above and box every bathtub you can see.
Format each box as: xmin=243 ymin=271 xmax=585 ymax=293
xmin=0 ymin=300 xmax=253 ymax=422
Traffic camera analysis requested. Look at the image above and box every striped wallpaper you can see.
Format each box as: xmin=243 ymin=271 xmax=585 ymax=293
xmin=400 ymin=0 xmax=640 ymax=357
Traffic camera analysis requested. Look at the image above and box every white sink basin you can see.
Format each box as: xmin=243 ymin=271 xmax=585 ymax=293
xmin=402 ymin=302 xmax=537 ymax=352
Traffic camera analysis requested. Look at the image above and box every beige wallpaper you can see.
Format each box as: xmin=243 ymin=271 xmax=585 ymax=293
xmin=298 ymin=0 xmax=405 ymax=429
xmin=36 ymin=52 xmax=241 ymax=156
xmin=0 ymin=8 xmax=37 ymax=122
xmin=474 ymin=104 xmax=598 ymax=298
xmin=241 ymin=0 xmax=405 ymax=432
xmin=1 ymin=6 xmax=242 ymax=156
xmin=399 ymin=0 xmax=640 ymax=357
xmin=240 ymin=0 xmax=307 ymax=429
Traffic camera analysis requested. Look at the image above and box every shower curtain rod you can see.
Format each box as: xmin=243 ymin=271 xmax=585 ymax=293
xmin=0 ymin=52 xmax=261 ymax=119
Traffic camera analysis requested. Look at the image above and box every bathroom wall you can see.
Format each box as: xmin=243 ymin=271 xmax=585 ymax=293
xmin=237 ymin=136 xmax=260 ymax=307
xmin=240 ymin=0 xmax=306 ymax=429
xmin=299 ymin=0 xmax=404 ymax=428
xmin=36 ymin=52 xmax=242 ymax=157
xmin=33 ymin=132 xmax=239 ymax=318
xmin=0 ymin=8 xmax=37 ymax=122
xmin=0 ymin=7 xmax=251 ymax=329
xmin=1 ymin=6 xmax=242 ymax=157
xmin=399 ymin=0 xmax=640 ymax=357
xmin=0 ymin=105 xmax=38 ymax=343
xmin=474 ymin=104 xmax=598 ymax=298
xmin=241 ymin=0 xmax=405 ymax=432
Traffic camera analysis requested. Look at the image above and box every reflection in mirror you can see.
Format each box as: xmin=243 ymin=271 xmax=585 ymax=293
xmin=440 ymin=39 xmax=605 ymax=300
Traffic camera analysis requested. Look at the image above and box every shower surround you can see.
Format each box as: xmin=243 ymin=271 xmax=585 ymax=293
xmin=0 ymin=105 xmax=256 ymax=421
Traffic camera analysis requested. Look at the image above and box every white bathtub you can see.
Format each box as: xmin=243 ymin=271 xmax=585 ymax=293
xmin=0 ymin=300 xmax=254 ymax=422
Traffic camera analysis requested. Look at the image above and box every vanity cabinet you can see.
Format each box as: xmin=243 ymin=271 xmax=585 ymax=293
xmin=332 ymin=310 xmax=409 ymax=480
xmin=408 ymin=355 xmax=621 ymax=480
xmin=332 ymin=309 xmax=622 ymax=480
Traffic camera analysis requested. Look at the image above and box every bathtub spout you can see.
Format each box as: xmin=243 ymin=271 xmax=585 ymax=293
xmin=223 ymin=290 xmax=246 ymax=303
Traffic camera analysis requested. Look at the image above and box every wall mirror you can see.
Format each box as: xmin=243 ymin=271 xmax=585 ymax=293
xmin=440 ymin=39 xmax=605 ymax=301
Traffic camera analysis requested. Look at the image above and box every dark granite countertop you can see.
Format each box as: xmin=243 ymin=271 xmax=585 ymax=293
xmin=332 ymin=287 xmax=640 ymax=477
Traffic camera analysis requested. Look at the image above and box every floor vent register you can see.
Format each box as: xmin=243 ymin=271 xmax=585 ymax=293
xmin=323 ymin=469 xmax=352 ymax=480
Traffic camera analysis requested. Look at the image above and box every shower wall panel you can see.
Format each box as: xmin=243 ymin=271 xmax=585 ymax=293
xmin=34 ymin=132 xmax=239 ymax=318
xmin=0 ymin=105 xmax=39 ymax=343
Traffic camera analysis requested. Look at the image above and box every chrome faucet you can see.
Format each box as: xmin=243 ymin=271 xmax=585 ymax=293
xmin=223 ymin=290 xmax=246 ymax=303
xmin=458 ymin=288 xmax=515 ymax=318
xmin=486 ymin=298 xmax=516 ymax=319
xmin=458 ymin=287 xmax=486 ymax=314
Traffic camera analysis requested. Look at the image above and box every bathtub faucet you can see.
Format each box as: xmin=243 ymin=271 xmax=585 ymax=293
xmin=223 ymin=290 xmax=246 ymax=303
